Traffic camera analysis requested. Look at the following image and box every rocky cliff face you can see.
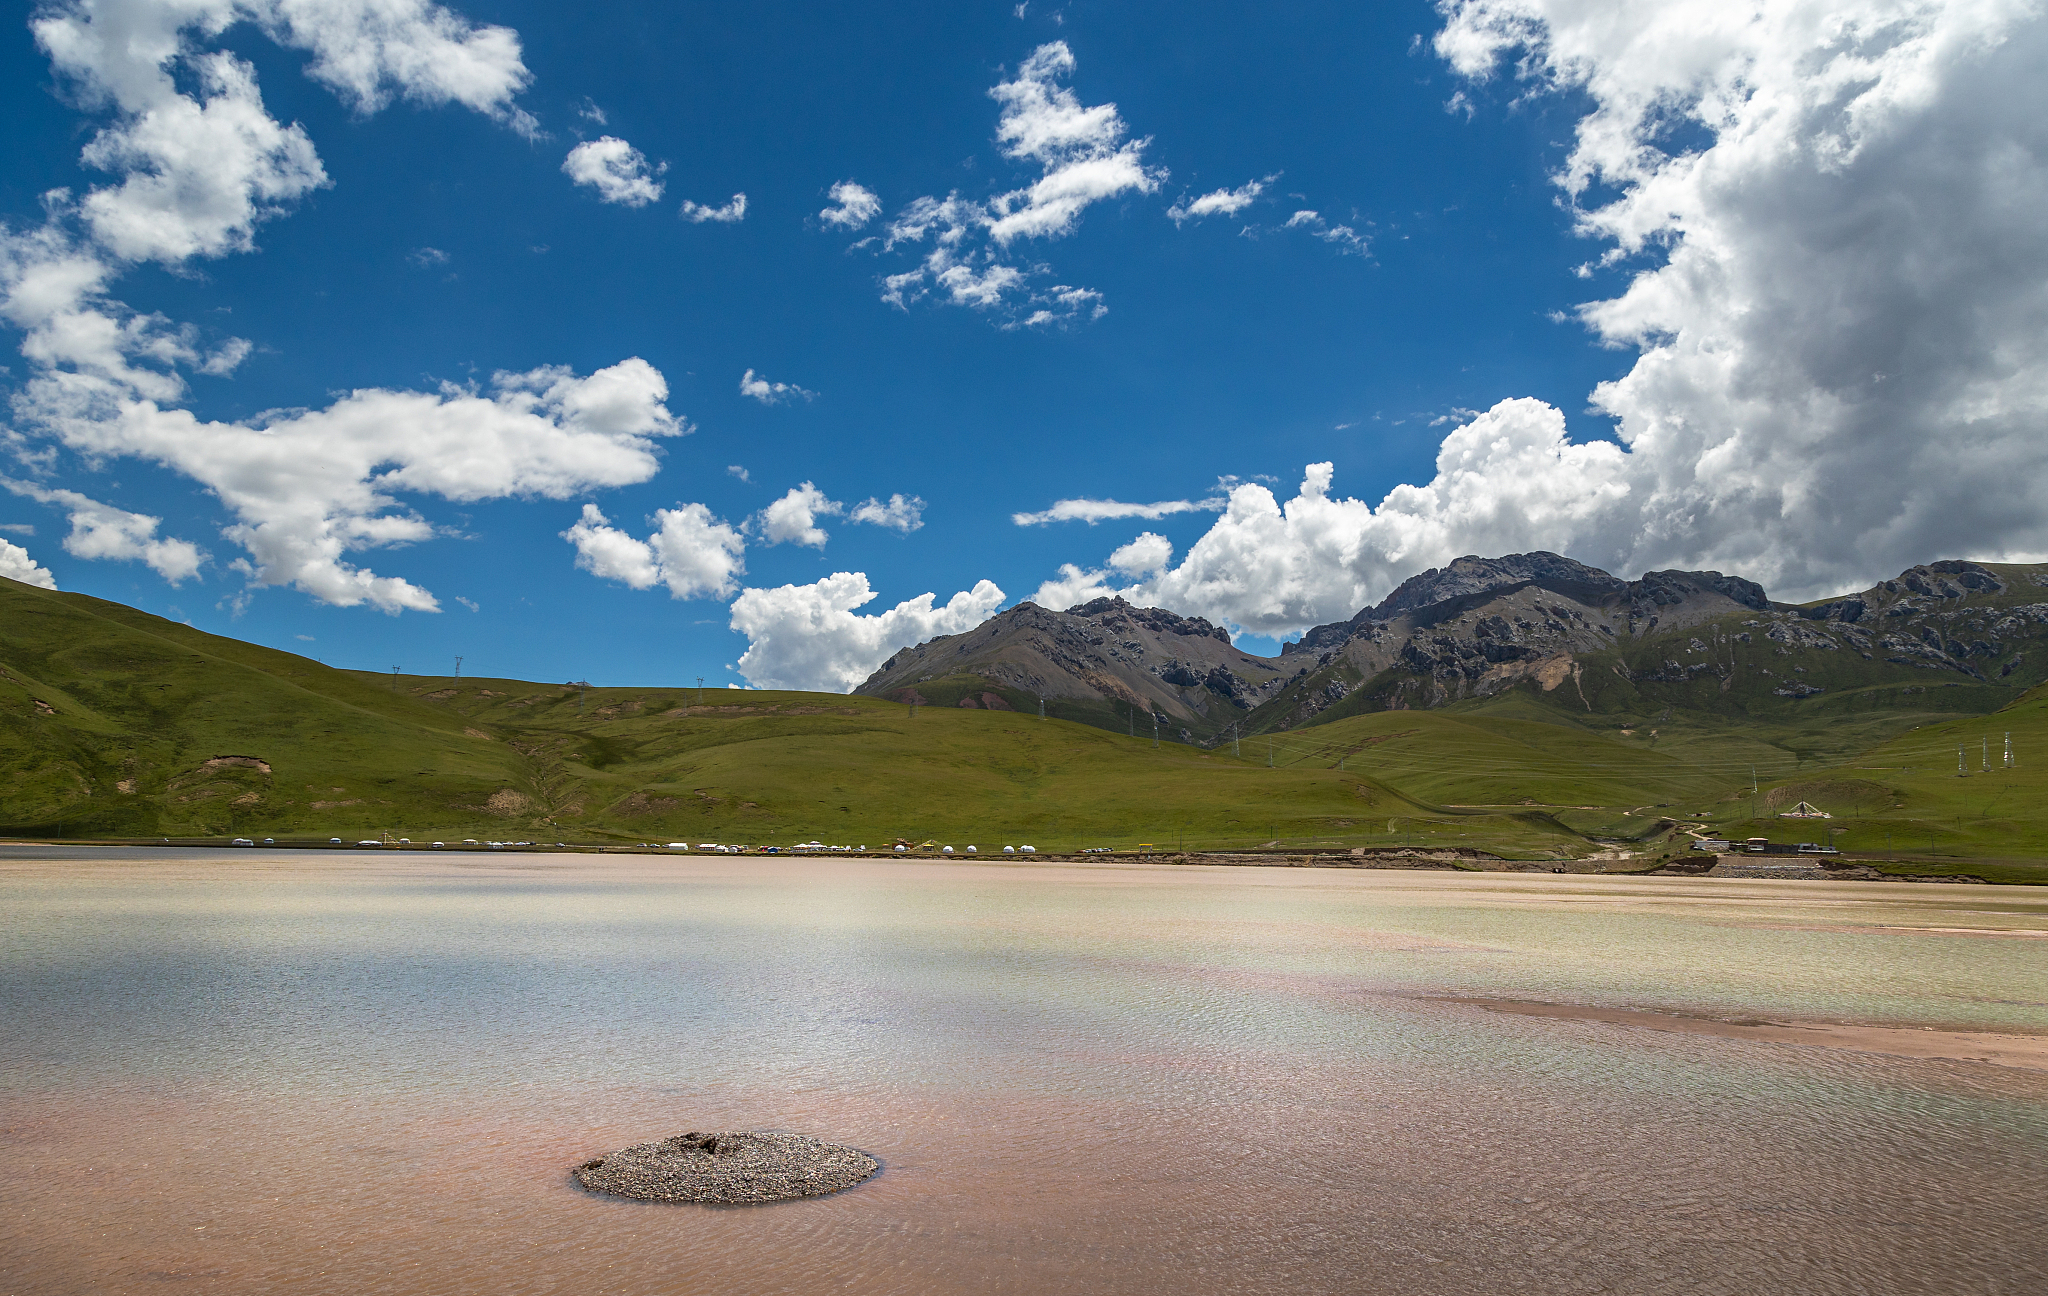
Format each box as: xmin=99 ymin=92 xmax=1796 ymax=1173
xmin=854 ymin=596 xmax=1288 ymax=733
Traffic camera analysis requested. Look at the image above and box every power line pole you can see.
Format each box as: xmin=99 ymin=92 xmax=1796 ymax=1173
xmin=1038 ymin=695 xmax=1045 ymax=719
xmin=390 ymin=664 xmax=400 ymax=691
xmin=1958 ymin=743 xmax=1966 ymax=775
xmin=1152 ymin=712 xmax=1159 ymax=749
xmin=696 ymin=676 xmax=704 ymax=707
xmin=2006 ymin=732 xmax=2014 ymax=769
xmin=453 ymin=655 xmax=463 ymax=682
xmin=1982 ymin=737 xmax=1989 ymax=772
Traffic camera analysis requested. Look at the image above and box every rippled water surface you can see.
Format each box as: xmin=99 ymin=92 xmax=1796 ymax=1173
xmin=3 ymin=848 xmax=2045 ymax=1294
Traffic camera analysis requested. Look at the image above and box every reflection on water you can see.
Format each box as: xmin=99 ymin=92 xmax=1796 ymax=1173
xmin=2 ymin=850 xmax=2045 ymax=1294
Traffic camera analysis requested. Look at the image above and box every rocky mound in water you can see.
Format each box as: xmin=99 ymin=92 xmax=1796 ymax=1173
xmin=574 ymin=1131 xmax=878 ymax=1204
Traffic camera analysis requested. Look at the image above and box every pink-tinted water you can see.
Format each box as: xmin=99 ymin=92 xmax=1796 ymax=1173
xmin=3 ymin=849 xmax=2045 ymax=1294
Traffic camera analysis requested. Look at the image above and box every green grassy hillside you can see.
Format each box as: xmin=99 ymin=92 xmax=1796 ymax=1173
xmin=0 ymin=578 xmax=1577 ymax=853
xmin=3 ymin=575 xmax=2045 ymax=874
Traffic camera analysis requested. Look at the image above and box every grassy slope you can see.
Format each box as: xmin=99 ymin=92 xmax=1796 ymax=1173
xmin=0 ymin=580 xmax=524 ymax=835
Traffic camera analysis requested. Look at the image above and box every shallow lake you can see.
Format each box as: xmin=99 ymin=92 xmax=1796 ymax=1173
xmin=3 ymin=848 xmax=2045 ymax=1294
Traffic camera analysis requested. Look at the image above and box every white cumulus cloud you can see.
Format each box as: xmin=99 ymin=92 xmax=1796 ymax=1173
xmin=1 ymin=477 xmax=205 ymax=583
xmin=1044 ymin=0 xmax=2048 ymax=629
xmin=729 ymin=572 xmax=1006 ymax=691
xmin=29 ymin=358 xmax=689 ymax=613
xmin=1 ymin=0 xmax=573 ymax=617
xmin=562 ymin=136 xmax=665 ymax=206
xmin=0 ymin=537 xmax=59 ymax=590
xmin=756 ymin=482 xmax=841 ymax=548
xmin=679 ymin=193 xmax=747 ymax=223
xmin=1108 ymin=531 xmax=1172 ymax=576
xmin=1079 ymin=417 xmax=1627 ymax=633
xmin=562 ymin=501 xmax=744 ymax=600
xmin=738 ymin=368 xmax=816 ymax=404
xmin=31 ymin=0 xmax=535 ymax=267
xmin=818 ymin=181 xmax=882 ymax=229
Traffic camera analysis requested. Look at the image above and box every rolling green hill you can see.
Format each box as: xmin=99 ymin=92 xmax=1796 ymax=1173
xmin=2 ymin=574 xmax=2044 ymax=878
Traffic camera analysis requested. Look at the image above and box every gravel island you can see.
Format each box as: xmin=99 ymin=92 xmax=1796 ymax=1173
xmin=575 ymin=1131 xmax=879 ymax=1204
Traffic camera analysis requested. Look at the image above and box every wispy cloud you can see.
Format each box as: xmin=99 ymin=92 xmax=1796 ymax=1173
xmin=1282 ymin=210 xmax=1369 ymax=255
xmin=680 ymin=193 xmax=747 ymax=223
xmin=850 ymin=494 xmax=924 ymax=533
xmin=818 ymin=181 xmax=881 ymax=229
xmin=1011 ymin=495 xmax=1226 ymax=526
xmin=739 ymin=369 xmax=817 ymax=404
xmin=1168 ymin=175 xmax=1275 ymax=225
xmin=859 ymin=42 xmax=1158 ymax=323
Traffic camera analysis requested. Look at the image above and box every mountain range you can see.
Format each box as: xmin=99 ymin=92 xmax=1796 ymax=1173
xmin=854 ymin=553 xmax=2048 ymax=746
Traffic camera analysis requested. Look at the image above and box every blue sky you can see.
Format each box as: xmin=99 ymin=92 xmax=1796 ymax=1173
xmin=5 ymin=1 xmax=2046 ymax=691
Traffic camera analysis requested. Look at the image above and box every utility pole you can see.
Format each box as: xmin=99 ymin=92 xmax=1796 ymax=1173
xmin=1152 ymin=712 xmax=1159 ymax=749
xmin=576 ymin=680 xmax=589 ymax=713
xmin=1959 ymin=743 xmax=1966 ymax=775
xmin=1038 ymin=695 xmax=1045 ymax=719
xmin=696 ymin=676 xmax=704 ymax=707
xmin=453 ymin=655 xmax=463 ymax=682
xmin=1983 ymin=737 xmax=1989 ymax=772
xmin=390 ymin=665 xmax=400 ymax=690
xmin=2006 ymin=732 xmax=2014 ymax=769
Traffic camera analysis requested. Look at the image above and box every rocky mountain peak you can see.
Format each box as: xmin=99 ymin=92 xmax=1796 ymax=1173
xmin=1371 ymin=552 xmax=1626 ymax=621
xmin=855 ymin=595 xmax=1276 ymax=733
xmin=1062 ymin=595 xmax=1234 ymax=644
